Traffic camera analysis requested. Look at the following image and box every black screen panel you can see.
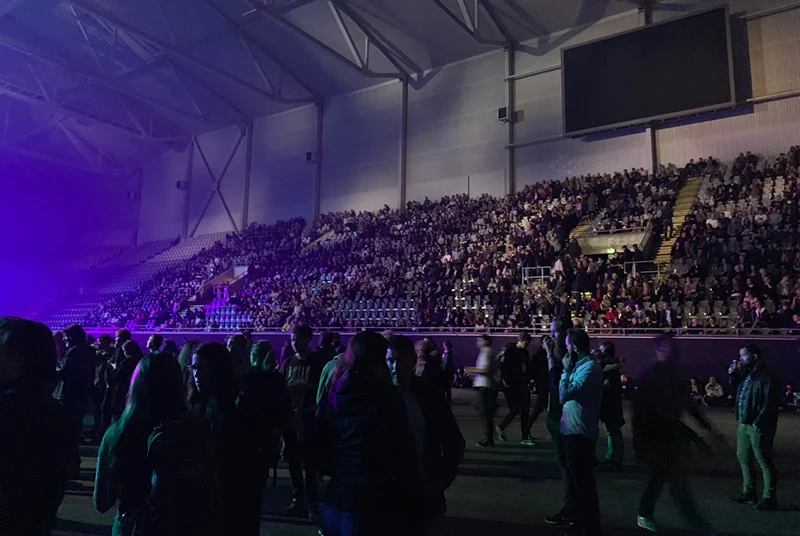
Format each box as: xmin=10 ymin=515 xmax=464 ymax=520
xmin=563 ymin=8 xmax=734 ymax=135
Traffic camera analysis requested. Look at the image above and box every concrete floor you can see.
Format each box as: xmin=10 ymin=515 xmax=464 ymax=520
xmin=55 ymin=389 xmax=800 ymax=536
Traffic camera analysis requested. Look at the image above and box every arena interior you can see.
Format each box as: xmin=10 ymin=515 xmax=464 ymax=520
xmin=1 ymin=1 xmax=800 ymax=535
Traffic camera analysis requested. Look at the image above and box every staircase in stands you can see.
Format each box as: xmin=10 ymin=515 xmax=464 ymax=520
xmin=654 ymin=176 xmax=704 ymax=269
xmin=568 ymin=219 xmax=594 ymax=241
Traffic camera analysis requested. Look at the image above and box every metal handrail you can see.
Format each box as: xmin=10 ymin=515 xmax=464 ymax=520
xmin=583 ymin=225 xmax=648 ymax=237
xmin=80 ymin=325 xmax=800 ymax=339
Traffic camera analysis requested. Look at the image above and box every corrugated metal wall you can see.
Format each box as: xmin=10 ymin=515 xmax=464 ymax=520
xmin=251 ymin=105 xmax=317 ymax=225
xmin=406 ymin=53 xmax=507 ymax=202
xmin=321 ymin=82 xmax=401 ymax=214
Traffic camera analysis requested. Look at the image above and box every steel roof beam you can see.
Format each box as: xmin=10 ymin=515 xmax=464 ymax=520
xmin=330 ymin=1 xmax=411 ymax=78
xmin=202 ymin=0 xmax=319 ymax=103
xmin=70 ymin=1 xmax=289 ymax=105
xmin=0 ymin=31 xmax=204 ymax=127
xmin=0 ymin=138 xmax=108 ymax=174
xmin=169 ymin=59 xmax=251 ymax=123
xmin=244 ymin=0 xmax=399 ymax=79
xmin=432 ymin=0 xmax=506 ymax=46
xmin=478 ymin=0 xmax=515 ymax=45
xmin=327 ymin=1 xmax=363 ymax=68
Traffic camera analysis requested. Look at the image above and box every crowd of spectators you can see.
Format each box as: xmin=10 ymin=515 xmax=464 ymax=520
xmin=77 ymin=147 xmax=800 ymax=335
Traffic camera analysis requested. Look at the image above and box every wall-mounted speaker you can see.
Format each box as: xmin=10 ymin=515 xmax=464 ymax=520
xmin=306 ymin=151 xmax=317 ymax=164
xmin=176 ymin=180 xmax=188 ymax=190
xmin=497 ymin=107 xmax=509 ymax=123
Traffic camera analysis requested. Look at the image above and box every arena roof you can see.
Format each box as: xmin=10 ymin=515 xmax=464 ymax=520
xmin=0 ymin=0 xmax=724 ymax=174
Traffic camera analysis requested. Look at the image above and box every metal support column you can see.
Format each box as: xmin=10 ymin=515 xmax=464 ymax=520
xmin=313 ymin=102 xmax=323 ymax=220
xmin=505 ymin=46 xmax=516 ymax=196
xmin=398 ymin=79 xmax=408 ymax=209
xmin=242 ymin=122 xmax=253 ymax=229
xmin=182 ymin=139 xmax=194 ymax=239
xmin=132 ymin=168 xmax=142 ymax=246
xmin=644 ymin=3 xmax=657 ymax=173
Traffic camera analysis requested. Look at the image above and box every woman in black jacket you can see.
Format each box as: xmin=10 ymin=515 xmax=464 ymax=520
xmin=316 ymin=331 xmax=420 ymax=536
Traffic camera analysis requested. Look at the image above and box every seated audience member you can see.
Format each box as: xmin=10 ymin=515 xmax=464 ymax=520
xmin=689 ymin=378 xmax=706 ymax=406
xmin=315 ymin=332 xmax=421 ymax=536
xmin=0 ymin=318 xmax=68 ymax=535
xmin=704 ymin=376 xmax=725 ymax=406
xmin=95 ymin=353 xmax=225 ymax=536
xmin=782 ymin=384 xmax=796 ymax=409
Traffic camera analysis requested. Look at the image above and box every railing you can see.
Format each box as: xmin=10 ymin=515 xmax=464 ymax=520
xmin=624 ymin=260 xmax=665 ymax=279
xmin=583 ymin=225 xmax=647 ymax=237
xmin=522 ymin=266 xmax=552 ymax=287
xmin=81 ymin=325 xmax=800 ymax=339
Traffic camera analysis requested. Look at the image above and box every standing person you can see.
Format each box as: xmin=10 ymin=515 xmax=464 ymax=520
xmin=597 ymin=341 xmax=624 ymax=471
xmin=729 ymin=344 xmax=781 ymax=510
xmin=110 ymin=341 xmax=145 ymax=423
xmin=146 ymin=334 xmax=164 ymax=354
xmin=417 ymin=338 xmax=446 ymax=399
xmin=527 ymin=336 xmax=551 ymax=439
xmin=227 ymin=334 xmax=249 ymax=377
xmin=280 ymin=324 xmax=328 ymax=518
xmin=238 ymin=340 xmax=292 ymax=536
xmin=386 ymin=335 xmax=465 ymax=535
xmin=60 ymin=324 xmax=96 ymax=479
xmin=472 ymin=335 xmax=499 ymax=447
xmin=316 ymin=331 xmax=420 ymax=536
xmin=90 ymin=334 xmax=114 ymax=441
xmin=559 ymin=329 xmax=603 ymax=536
xmin=0 ymin=318 xmax=68 ymax=535
xmin=633 ymin=334 xmax=720 ymax=534
xmin=544 ymin=317 xmax=578 ymax=528
xmin=442 ymin=341 xmax=455 ymax=403
xmin=95 ymin=353 xmax=225 ymax=536
xmin=496 ymin=332 xmax=534 ymax=446
xmin=189 ymin=342 xmax=248 ymax=536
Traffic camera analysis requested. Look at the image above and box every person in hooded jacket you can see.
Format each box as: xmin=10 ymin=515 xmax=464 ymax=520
xmin=315 ymin=331 xmax=421 ymax=536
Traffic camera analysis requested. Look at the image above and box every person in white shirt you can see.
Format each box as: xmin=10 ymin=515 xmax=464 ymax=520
xmin=469 ymin=335 xmax=498 ymax=447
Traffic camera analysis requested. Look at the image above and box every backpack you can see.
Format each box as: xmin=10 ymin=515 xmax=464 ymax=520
xmin=133 ymin=420 xmax=225 ymax=536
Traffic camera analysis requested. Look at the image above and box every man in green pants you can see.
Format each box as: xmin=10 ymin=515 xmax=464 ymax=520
xmin=729 ymin=343 xmax=781 ymax=511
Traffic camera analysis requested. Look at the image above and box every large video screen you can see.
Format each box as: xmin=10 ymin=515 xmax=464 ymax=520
xmin=562 ymin=7 xmax=734 ymax=136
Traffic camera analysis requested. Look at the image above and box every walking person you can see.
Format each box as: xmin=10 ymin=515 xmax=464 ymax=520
xmin=633 ymin=334 xmax=721 ymax=534
xmin=316 ymin=331 xmax=421 ymax=536
xmin=496 ymin=332 xmax=534 ymax=446
xmin=471 ymin=335 xmax=499 ymax=447
xmin=597 ymin=341 xmax=624 ymax=471
xmin=0 ymin=318 xmax=68 ymax=535
xmin=729 ymin=344 xmax=781 ymax=510
xmin=386 ymin=335 xmax=465 ymax=535
xmin=527 ymin=336 xmax=551 ymax=440
xmin=559 ymin=329 xmax=603 ymax=536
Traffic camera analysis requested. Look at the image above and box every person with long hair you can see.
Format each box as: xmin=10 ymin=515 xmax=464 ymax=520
xmin=94 ymin=353 xmax=223 ymax=536
xmin=237 ymin=340 xmax=292 ymax=536
xmin=177 ymin=339 xmax=202 ymax=400
xmin=109 ymin=340 xmax=145 ymax=424
xmin=316 ymin=331 xmax=420 ymax=536
xmin=189 ymin=342 xmax=248 ymax=536
xmin=0 ymin=318 xmax=67 ymax=535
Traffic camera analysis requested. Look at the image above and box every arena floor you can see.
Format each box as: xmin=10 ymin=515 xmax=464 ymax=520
xmin=55 ymin=389 xmax=800 ymax=536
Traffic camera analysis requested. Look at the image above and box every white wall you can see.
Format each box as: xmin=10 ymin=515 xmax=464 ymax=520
xmin=407 ymin=52 xmax=507 ymax=201
xmin=250 ymin=105 xmax=317 ymax=225
xmin=139 ymin=148 xmax=187 ymax=243
xmin=321 ymin=82 xmax=401 ymax=214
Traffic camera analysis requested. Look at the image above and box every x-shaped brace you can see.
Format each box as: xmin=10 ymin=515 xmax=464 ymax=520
xmin=190 ymin=127 xmax=246 ymax=237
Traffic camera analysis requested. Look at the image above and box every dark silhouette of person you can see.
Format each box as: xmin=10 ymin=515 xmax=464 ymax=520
xmin=0 ymin=317 xmax=68 ymax=535
xmin=60 ymin=324 xmax=96 ymax=478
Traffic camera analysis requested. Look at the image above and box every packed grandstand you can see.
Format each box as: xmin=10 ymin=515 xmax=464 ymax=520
xmin=42 ymin=146 xmax=800 ymax=335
